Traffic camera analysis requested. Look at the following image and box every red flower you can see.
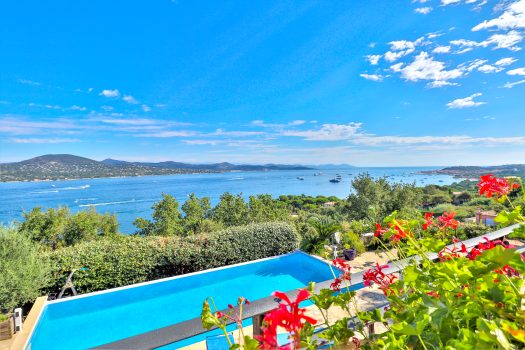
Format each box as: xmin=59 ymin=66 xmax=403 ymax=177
xmin=437 ymin=212 xmax=459 ymax=230
xmin=391 ymin=224 xmax=407 ymax=242
xmin=423 ymin=212 xmax=434 ymax=230
xmin=426 ymin=291 xmax=440 ymax=298
xmin=228 ymin=304 xmax=234 ymax=309
xmin=259 ymin=290 xmax=317 ymax=349
xmin=478 ymin=174 xmax=516 ymax=198
xmin=330 ymin=278 xmax=342 ymax=291
xmin=374 ymin=223 xmax=388 ymax=237
xmin=332 ymin=258 xmax=349 ymax=271
xmin=363 ymin=263 xmax=397 ymax=296
xmin=495 ymin=264 xmax=520 ymax=277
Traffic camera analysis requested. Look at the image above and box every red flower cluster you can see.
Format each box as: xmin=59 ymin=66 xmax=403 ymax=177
xmin=437 ymin=212 xmax=459 ymax=230
xmin=259 ymin=290 xmax=317 ymax=349
xmin=478 ymin=174 xmax=519 ymax=198
xmin=330 ymin=258 xmax=352 ymax=291
xmin=363 ymin=263 xmax=397 ymax=296
xmin=374 ymin=223 xmax=388 ymax=237
xmin=423 ymin=212 xmax=459 ymax=231
xmin=423 ymin=212 xmax=434 ymax=230
xmin=439 ymin=237 xmax=520 ymax=279
xmin=391 ymin=223 xmax=407 ymax=242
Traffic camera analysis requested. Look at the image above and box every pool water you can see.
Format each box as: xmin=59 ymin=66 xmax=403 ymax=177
xmin=27 ymin=252 xmax=338 ymax=349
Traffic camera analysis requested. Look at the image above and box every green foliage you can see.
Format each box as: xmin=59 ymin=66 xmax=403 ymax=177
xmin=344 ymin=173 xmax=422 ymax=222
xmin=47 ymin=222 xmax=298 ymax=293
xmin=19 ymin=206 xmax=118 ymax=249
xmin=134 ymin=193 xmax=183 ymax=236
xmin=212 ymin=192 xmax=250 ymax=227
xmin=341 ymin=231 xmax=365 ymax=254
xmin=457 ymin=222 xmax=489 ymax=240
xmin=182 ymin=193 xmax=212 ymax=235
xmin=299 ymin=217 xmax=342 ymax=254
xmin=248 ymin=194 xmax=289 ymax=223
xmin=0 ymin=227 xmax=50 ymax=313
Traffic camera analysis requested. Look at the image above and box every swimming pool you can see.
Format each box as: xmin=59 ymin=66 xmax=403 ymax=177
xmin=26 ymin=251 xmax=339 ymax=349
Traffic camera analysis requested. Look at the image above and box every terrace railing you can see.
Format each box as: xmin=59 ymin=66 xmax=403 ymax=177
xmin=92 ymin=224 xmax=521 ymax=350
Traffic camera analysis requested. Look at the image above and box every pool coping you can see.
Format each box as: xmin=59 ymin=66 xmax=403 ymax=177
xmin=10 ymin=296 xmax=47 ymax=350
xmin=45 ymin=249 xmax=321 ymax=305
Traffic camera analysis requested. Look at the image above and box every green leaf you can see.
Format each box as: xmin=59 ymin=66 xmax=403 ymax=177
xmin=495 ymin=206 xmax=522 ymax=226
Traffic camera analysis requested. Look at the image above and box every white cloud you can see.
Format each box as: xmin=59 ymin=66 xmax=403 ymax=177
xmin=282 ymin=123 xmax=363 ymax=141
xmin=428 ymin=80 xmax=459 ymax=88
xmin=9 ymin=138 xmax=80 ymax=144
xmin=495 ymin=57 xmax=518 ymax=66
xmin=480 ymin=30 xmax=523 ymax=51
xmin=134 ymin=130 xmax=197 ymax=138
xmin=384 ymin=37 xmax=425 ymax=62
xmin=415 ymin=6 xmax=433 ymax=14
xmin=213 ymin=128 xmax=266 ymax=137
xmin=393 ymin=52 xmax=463 ymax=86
xmin=360 ymin=73 xmax=384 ymax=81
xmin=446 ymin=92 xmax=486 ymax=109
xmin=366 ymin=54 xmax=381 ymax=65
xmin=101 ymin=105 xmax=114 ymax=111
xmin=289 ymin=120 xmax=306 ymax=126
xmin=503 ymin=79 xmax=525 ymax=87
xmin=141 ymin=104 xmax=151 ymax=112
xmin=123 ymin=95 xmax=139 ymax=104
xmin=433 ymin=46 xmax=451 ymax=53
xmin=472 ymin=0 xmax=525 ymax=31
xmin=17 ymin=79 xmax=41 ymax=86
xmin=279 ymin=122 xmax=525 ymax=146
xmin=462 ymin=58 xmax=488 ymax=72
xmin=99 ymin=89 xmax=120 ymax=98
xmin=70 ymin=105 xmax=87 ymax=111
xmin=507 ymin=67 xmax=525 ymax=75
xmin=450 ymin=31 xmax=523 ymax=52
xmin=478 ymin=64 xmax=504 ymax=73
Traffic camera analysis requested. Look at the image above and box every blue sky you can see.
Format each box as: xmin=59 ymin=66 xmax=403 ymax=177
xmin=1 ymin=0 xmax=524 ymax=166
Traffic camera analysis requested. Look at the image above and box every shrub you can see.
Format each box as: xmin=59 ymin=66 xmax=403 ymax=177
xmin=341 ymin=231 xmax=366 ymax=254
xmin=458 ymin=222 xmax=490 ymax=240
xmin=0 ymin=227 xmax=50 ymax=314
xmin=18 ymin=206 xmax=118 ymax=249
xmin=47 ymin=222 xmax=298 ymax=294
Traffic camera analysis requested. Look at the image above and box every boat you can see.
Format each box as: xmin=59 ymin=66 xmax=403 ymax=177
xmin=297 ymin=177 xmax=304 ymax=180
xmin=329 ymin=178 xmax=341 ymax=183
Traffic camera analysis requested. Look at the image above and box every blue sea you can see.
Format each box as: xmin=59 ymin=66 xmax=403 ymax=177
xmin=0 ymin=167 xmax=456 ymax=233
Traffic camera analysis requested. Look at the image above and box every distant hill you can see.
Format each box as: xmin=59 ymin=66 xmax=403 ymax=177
xmin=421 ymin=164 xmax=525 ymax=178
xmin=101 ymin=159 xmax=312 ymax=171
xmin=0 ymin=154 xmax=313 ymax=182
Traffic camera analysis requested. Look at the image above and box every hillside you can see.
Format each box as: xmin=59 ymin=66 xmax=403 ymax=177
xmin=100 ymin=159 xmax=312 ymax=171
xmin=420 ymin=164 xmax=525 ymax=178
xmin=0 ymin=154 xmax=313 ymax=182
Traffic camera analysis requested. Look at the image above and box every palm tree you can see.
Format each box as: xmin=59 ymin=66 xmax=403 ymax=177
xmin=304 ymin=217 xmax=342 ymax=253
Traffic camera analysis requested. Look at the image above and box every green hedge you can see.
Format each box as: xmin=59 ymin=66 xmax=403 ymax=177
xmin=47 ymin=222 xmax=299 ymax=294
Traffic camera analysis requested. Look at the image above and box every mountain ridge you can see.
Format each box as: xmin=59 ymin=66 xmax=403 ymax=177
xmin=0 ymin=154 xmax=313 ymax=182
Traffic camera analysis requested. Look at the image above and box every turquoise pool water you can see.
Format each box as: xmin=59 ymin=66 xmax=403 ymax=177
xmin=27 ymin=252 xmax=340 ymax=349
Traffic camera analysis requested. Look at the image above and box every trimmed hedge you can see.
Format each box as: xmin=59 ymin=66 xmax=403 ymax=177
xmin=47 ymin=222 xmax=299 ymax=294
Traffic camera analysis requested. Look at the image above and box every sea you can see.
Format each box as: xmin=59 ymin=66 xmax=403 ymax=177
xmin=0 ymin=167 xmax=458 ymax=233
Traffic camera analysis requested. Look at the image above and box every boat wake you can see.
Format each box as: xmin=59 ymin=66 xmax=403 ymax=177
xmin=32 ymin=185 xmax=90 ymax=194
xmin=228 ymin=177 xmax=244 ymax=181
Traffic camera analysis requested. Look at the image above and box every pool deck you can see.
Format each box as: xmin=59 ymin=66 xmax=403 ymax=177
xmin=4 ymin=296 xmax=47 ymax=350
